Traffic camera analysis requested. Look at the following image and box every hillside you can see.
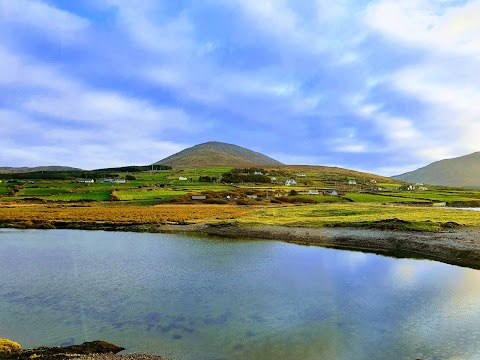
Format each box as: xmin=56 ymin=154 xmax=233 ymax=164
xmin=393 ymin=152 xmax=480 ymax=187
xmin=0 ymin=166 xmax=82 ymax=174
xmin=278 ymin=165 xmax=395 ymax=183
xmin=154 ymin=141 xmax=284 ymax=169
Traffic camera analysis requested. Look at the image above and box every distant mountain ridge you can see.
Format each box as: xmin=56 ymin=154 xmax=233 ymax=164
xmin=0 ymin=166 xmax=82 ymax=174
xmin=392 ymin=152 xmax=480 ymax=187
xmin=154 ymin=141 xmax=284 ymax=169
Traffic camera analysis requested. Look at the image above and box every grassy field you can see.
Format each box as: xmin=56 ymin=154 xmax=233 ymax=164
xmin=115 ymin=189 xmax=187 ymax=201
xmin=343 ymin=193 xmax=430 ymax=203
xmin=0 ymin=204 xmax=252 ymax=225
xmin=237 ymin=203 xmax=480 ymax=230
xmin=0 ymin=166 xmax=479 ymax=232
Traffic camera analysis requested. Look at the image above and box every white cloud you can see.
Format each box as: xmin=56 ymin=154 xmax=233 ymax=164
xmin=0 ymin=0 xmax=89 ymax=40
xmin=364 ymin=0 xmax=480 ymax=57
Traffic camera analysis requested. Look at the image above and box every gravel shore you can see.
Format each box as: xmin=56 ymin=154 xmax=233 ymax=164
xmin=158 ymin=223 xmax=480 ymax=269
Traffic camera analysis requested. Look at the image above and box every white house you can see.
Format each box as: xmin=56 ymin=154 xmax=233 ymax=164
xmin=325 ymin=190 xmax=338 ymax=196
xmin=285 ymin=179 xmax=297 ymax=186
xmin=191 ymin=195 xmax=207 ymax=200
xmin=348 ymin=180 xmax=357 ymax=185
xmin=254 ymin=171 xmax=263 ymax=175
xmin=308 ymin=189 xmax=320 ymax=195
xmin=297 ymin=173 xmax=307 ymax=177
xmin=270 ymin=177 xmax=277 ymax=182
xmin=178 ymin=177 xmax=188 ymax=181
xmin=78 ymin=179 xmax=94 ymax=183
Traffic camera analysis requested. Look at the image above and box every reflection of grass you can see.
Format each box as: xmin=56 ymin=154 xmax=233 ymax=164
xmin=237 ymin=203 xmax=480 ymax=230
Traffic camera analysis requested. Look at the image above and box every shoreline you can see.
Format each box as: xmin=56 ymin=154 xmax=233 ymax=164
xmin=2 ymin=221 xmax=479 ymax=270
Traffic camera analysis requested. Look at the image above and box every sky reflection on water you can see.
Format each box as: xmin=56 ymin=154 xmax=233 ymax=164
xmin=0 ymin=229 xmax=479 ymax=360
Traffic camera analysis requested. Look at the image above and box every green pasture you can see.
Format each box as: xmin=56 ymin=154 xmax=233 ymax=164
xmin=238 ymin=203 xmax=480 ymax=230
xmin=46 ymin=192 xmax=112 ymax=201
xmin=344 ymin=193 xmax=429 ymax=203
xmin=115 ymin=189 xmax=187 ymax=201
xmin=387 ymin=191 xmax=477 ymax=202
xmin=18 ymin=188 xmax=69 ymax=196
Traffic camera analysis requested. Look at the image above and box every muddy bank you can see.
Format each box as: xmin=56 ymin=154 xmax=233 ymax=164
xmin=1 ymin=220 xmax=479 ymax=269
xmin=162 ymin=223 xmax=480 ymax=270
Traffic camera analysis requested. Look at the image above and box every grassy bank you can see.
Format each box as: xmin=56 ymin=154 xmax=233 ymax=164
xmin=1 ymin=202 xmax=479 ymax=232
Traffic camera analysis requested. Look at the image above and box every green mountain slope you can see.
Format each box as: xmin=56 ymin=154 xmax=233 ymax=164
xmin=0 ymin=166 xmax=82 ymax=174
xmin=153 ymin=141 xmax=284 ymax=169
xmin=392 ymin=152 xmax=480 ymax=187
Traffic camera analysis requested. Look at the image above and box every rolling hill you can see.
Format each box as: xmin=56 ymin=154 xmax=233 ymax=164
xmin=392 ymin=152 xmax=480 ymax=188
xmin=153 ymin=141 xmax=284 ymax=169
xmin=0 ymin=166 xmax=82 ymax=174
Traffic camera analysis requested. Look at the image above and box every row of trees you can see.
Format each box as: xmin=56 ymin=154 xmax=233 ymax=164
xmin=221 ymin=168 xmax=271 ymax=183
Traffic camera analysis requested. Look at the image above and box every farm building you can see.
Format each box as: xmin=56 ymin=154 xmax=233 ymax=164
xmin=285 ymin=179 xmax=297 ymax=186
xmin=191 ymin=195 xmax=207 ymax=200
xmin=296 ymin=173 xmax=307 ymax=177
xmin=348 ymin=180 xmax=357 ymax=185
xmin=308 ymin=190 xmax=320 ymax=195
xmin=325 ymin=190 xmax=338 ymax=196
xmin=78 ymin=179 xmax=95 ymax=183
xmin=178 ymin=177 xmax=188 ymax=181
xmin=399 ymin=185 xmax=415 ymax=191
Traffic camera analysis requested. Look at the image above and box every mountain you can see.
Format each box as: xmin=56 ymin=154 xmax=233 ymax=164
xmin=0 ymin=166 xmax=82 ymax=174
xmin=153 ymin=141 xmax=284 ymax=169
xmin=392 ymin=152 xmax=480 ymax=187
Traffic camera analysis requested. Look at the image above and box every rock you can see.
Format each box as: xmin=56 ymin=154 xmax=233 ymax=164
xmin=0 ymin=340 xmax=124 ymax=359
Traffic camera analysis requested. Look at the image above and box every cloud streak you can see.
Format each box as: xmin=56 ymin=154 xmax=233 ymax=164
xmin=1 ymin=0 xmax=479 ymax=174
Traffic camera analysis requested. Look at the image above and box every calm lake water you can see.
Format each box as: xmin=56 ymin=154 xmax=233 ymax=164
xmin=0 ymin=229 xmax=479 ymax=360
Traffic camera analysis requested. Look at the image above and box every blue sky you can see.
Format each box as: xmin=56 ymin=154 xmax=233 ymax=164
xmin=1 ymin=0 xmax=479 ymax=175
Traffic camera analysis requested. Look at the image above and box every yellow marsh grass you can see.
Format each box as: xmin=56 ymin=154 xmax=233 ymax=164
xmin=0 ymin=204 xmax=252 ymax=224
xmin=237 ymin=203 xmax=480 ymax=227
xmin=0 ymin=339 xmax=21 ymax=354
xmin=0 ymin=203 xmax=479 ymax=228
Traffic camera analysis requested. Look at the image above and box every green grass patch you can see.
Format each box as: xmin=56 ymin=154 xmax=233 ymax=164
xmin=344 ymin=193 xmax=429 ymax=203
xmin=237 ymin=203 xmax=480 ymax=230
xmin=388 ymin=191 xmax=476 ymax=202
xmin=18 ymin=188 xmax=69 ymax=196
xmin=115 ymin=189 xmax=187 ymax=201
xmin=47 ymin=192 xmax=112 ymax=201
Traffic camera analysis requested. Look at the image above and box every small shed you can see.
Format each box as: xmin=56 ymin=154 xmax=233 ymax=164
xmin=191 ymin=195 xmax=207 ymax=200
xmin=179 ymin=177 xmax=188 ymax=181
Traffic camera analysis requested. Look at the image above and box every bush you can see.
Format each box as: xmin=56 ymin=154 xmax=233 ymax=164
xmin=0 ymin=339 xmax=21 ymax=354
xmin=202 ymin=199 xmax=228 ymax=204
xmin=126 ymin=175 xmax=136 ymax=180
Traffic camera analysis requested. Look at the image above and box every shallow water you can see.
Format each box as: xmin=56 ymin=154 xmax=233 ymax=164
xmin=0 ymin=229 xmax=479 ymax=360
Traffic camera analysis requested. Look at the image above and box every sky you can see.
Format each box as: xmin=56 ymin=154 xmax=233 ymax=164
xmin=1 ymin=0 xmax=480 ymax=175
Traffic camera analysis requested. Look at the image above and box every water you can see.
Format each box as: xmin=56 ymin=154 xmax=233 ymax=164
xmin=0 ymin=229 xmax=479 ymax=360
